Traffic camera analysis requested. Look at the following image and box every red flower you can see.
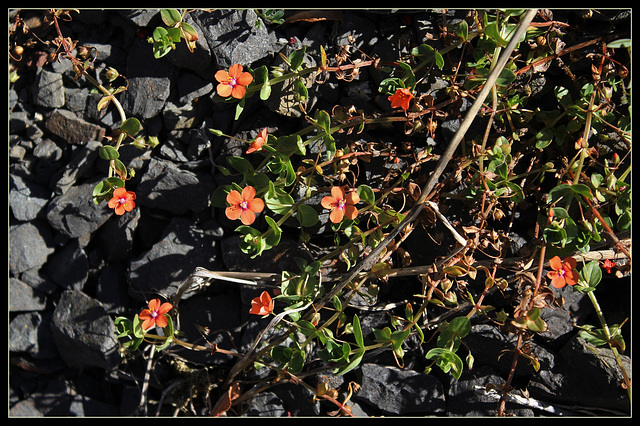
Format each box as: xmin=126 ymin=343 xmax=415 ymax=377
xmin=321 ymin=186 xmax=360 ymax=223
xmin=225 ymin=186 xmax=265 ymax=226
xmin=547 ymin=256 xmax=580 ymax=288
xmin=139 ymin=299 xmax=173 ymax=330
xmin=247 ymin=127 xmax=267 ymax=154
xmin=108 ymin=187 xmax=136 ymax=215
xmin=602 ymin=259 xmax=616 ymax=274
xmin=215 ymin=64 xmax=253 ymax=99
xmin=249 ymin=291 xmax=273 ymax=316
xmin=388 ymin=88 xmax=413 ymax=111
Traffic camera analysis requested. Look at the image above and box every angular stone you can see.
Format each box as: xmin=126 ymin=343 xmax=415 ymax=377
xmin=128 ymin=217 xmax=222 ymax=301
xmin=46 ymin=240 xmax=89 ymax=290
xmin=354 ymin=363 xmax=445 ymax=415
xmin=45 ymin=109 xmax=105 ymax=145
xmin=10 ymin=277 xmax=47 ymax=312
xmin=45 ymin=177 xmax=114 ymax=239
xmin=32 ymin=69 xmax=65 ymax=108
xmin=50 ymin=289 xmax=119 ymax=370
xmin=135 ymin=157 xmax=214 ymax=214
xmin=193 ymin=9 xmax=281 ymax=69
xmin=9 ymin=221 xmax=55 ymax=276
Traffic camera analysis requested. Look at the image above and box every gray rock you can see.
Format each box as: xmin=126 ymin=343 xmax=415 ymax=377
xmin=528 ymin=334 xmax=631 ymax=413
xmin=32 ymin=69 xmax=65 ymax=108
xmin=120 ymin=38 xmax=175 ymax=120
xmin=128 ymin=217 xmax=222 ymax=301
xmin=10 ymin=277 xmax=47 ymax=312
xmin=9 ymin=221 xmax=56 ymax=276
xmin=50 ymin=289 xmax=119 ymax=370
xmin=46 ymin=176 xmax=115 ymax=239
xmin=46 ymin=240 xmax=89 ymax=290
xmin=98 ymin=206 xmax=140 ymax=262
xmin=354 ymin=363 xmax=445 ymax=415
xmin=193 ymin=9 xmax=281 ymax=69
xmin=135 ymin=157 xmax=214 ymax=214
xmin=10 ymin=312 xmax=58 ymax=359
xmin=177 ymin=72 xmax=213 ymax=104
xmin=44 ymin=109 xmax=106 ymax=145
xmin=9 ymin=173 xmax=50 ymax=221
xmin=446 ymin=366 xmax=534 ymax=416
xmin=463 ymin=324 xmax=555 ymax=377
xmin=52 ymin=140 xmax=102 ymax=195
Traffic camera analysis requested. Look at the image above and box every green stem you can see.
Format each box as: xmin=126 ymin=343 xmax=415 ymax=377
xmin=586 ymin=290 xmax=631 ymax=396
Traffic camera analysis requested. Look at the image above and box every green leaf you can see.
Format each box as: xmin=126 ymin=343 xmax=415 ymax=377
xmin=120 ymin=117 xmax=141 ymax=137
xmin=160 ymin=9 xmax=182 ymax=26
xmin=155 ymin=315 xmax=174 ymax=351
xmin=580 ymin=260 xmax=602 ymax=288
xmin=352 ymin=315 xmax=364 ymax=349
xmin=288 ymin=47 xmax=307 ymax=71
xmin=99 ymin=145 xmax=120 ymax=160
xmin=297 ymin=204 xmax=319 ymax=227
xmin=264 ymin=215 xmax=282 ymax=247
xmin=426 ymin=348 xmax=464 ymax=380
xmin=410 ymin=44 xmax=444 ymax=70
xmin=357 ymin=184 xmax=375 ymax=205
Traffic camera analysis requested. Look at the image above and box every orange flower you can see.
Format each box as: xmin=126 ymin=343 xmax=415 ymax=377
xmin=249 ymin=291 xmax=273 ymax=316
xmin=215 ymin=64 xmax=253 ymax=99
xmin=546 ymin=256 xmax=580 ymax=288
xmin=225 ymin=186 xmax=265 ymax=226
xmin=321 ymin=186 xmax=360 ymax=223
xmin=247 ymin=127 xmax=267 ymax=154
xmin=388 ymin=88 xmax=413 ymax=111
xmin=602 ymin=259 xmax=616 ymax=274
xmin=139 ymin=298 xmax=173 ymax=330
xmin=108 ymin=187 xmax=136 ymax=215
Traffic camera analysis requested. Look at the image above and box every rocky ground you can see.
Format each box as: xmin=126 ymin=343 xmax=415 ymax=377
xmin=9 ymin=9 xmax=631 ymax=417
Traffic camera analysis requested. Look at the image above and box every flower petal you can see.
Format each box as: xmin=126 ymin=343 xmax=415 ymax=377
xmin=329 ymin=208 xmax=344 ymax=223
xmin=228 ymin=64 xmax=243 ymax=78
xmin=158 ymin=302 xmax=173 ymax=315
xmin=231 ymin=85 xmax=247 ymax=99
xmin=562 ymin=257 xmax=577 ymax=271
xmin=345 ymin=191 xmax=360 ymax=205
xmin=321 ymin=196 xmax=337 ymax=210
xmin=241 ymin=186 xmax=257 ymax=201
xmin=226 ymin=190 xmax=243 ymax=206
xmin=240 ymin=209 xmax=256 ymax=225
xmin=237 ymin=71 xmax=253 ymax=86
xmin=344 ymin=205 xmax=359 ymax=220
xmin=217 ymin=83 xmax=233 ymax=98
xmin=148 ymin=299 xmax=161 ymax=312
xmin=155 ymin=314 xmax=168 ymax=329
xmin=141 ymin=317 xmax=155 ymax=330
xmin=548 ymin=256 xmax=563 ymax=271
xmin=330 ymin=186 xmax=345 ymax=200
xmin=225 ymin=206 xmax=242 ymax=221
xmin=214 ymin=70 xmax=230 ymax=83
xmin=565 ymin=269 xmax=580 ymax=286
xmin=113 ymin=187 xmax=127 ymax=198
xmin=247 ymin=197 xmax=264 ymax=213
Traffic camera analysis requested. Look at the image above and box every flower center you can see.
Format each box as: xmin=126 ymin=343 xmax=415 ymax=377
xmin=240 ymin=200 xmax=249 ymax=210
xmin=228 ymin=77 xmax=238 ymax=87
xmin=337 ymin=199 xmax=346 ymax=210
xmin=118 ymin=197 xmax=127 ymax=205
xmin=150 ymin=310 xmax=158 ymax=318
xmin=558 ymin=269 xmax=566 ymax=277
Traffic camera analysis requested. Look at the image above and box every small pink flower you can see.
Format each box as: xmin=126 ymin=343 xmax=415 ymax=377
xmin=247 ymin=127 xmax=267 ymax=154
xmin=139 ymin=299 xmax=173 ymax=330
xmin=215 ymin=64 xmax=253 ymax=99
xmin=108 ymin=187 xmax=136 ymax=215
xmin=225 ymin=186 xmax=265 ymax=226
xmin=388 ymin=88 xmax=413 ymax=111
xmin=249 ymin=291 xmax=273 ymax=316
xmin=547 ymin=256 xmax=579 ymax=288
xmin=321 ymin=186 xmax=360 ymax=223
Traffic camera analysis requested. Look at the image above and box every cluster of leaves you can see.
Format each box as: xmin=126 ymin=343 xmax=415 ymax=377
xmin=36 ymin=8 xmax=628 ymax=415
